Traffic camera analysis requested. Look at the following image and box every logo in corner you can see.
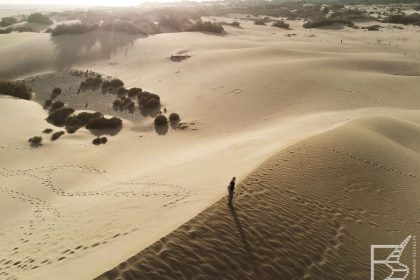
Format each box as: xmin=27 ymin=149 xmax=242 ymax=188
xmin=371 ymin=235 xmax=414 ymax=280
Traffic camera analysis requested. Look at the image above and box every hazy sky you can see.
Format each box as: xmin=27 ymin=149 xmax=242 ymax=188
xmin=0 ymin=0 xmax=145 ymax=6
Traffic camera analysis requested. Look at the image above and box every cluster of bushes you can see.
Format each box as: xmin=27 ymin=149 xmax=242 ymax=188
xmin=221 ymin=21 xmax=241 ymax=28
xmin=272 ymin=20 xmax=290 ymax=29
xmin=254 ymin=19 xmax=267 ymax=25
xmin=154 ymin=113 xmax=181 ymax=127
xmin=113 ymin=97 xmax=135 ymax=113
xmin=1 ymin=17 xmax=18 ymax=27
xmin=101 ymin=78 xmax=124 ymax=93
xmin=44 ymin=88 xmax=62 ymax=109
xmin=27 ymin=13 xmax=52 ymax=25
xmin=92 ymin=137 xmax=107 ymax=145
xmin=50 ymin=23 xmax=99 ymax=36
xmin=138 ymin=91 xmax=161 ymax=111
xmin=80 ymin=76 xmax=103 ymax=91
xmin=0 ymin=28 xmax=12 ymax=34
xmin=0 ymin=80 xmax=32 ymax=100
xmin=86 ymin=116 xmax=122 ymax=130
xmin=383 ymin=13 xmax=420 ymax=26
xmin=28 ymin=136 xmax=42 ymax=147
xmin=128 ymin=87 xmax=142 ymax=98
xmin=188 ymin=20 xmax=224 ymax=34
xmin=303 ymin=18 xmax=354 ymax=29
xmin=46 ymin=107 xmax=75 ymax=126
xmin=158 ymin=14 xmax=189 ymax=32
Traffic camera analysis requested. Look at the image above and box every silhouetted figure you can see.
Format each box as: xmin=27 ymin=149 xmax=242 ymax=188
xmin=227 ymin=177 xmax=236 ymax=205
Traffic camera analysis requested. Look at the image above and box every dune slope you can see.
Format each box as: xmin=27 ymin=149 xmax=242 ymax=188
xmin=96 ymin=115 xmax=419 ymax=280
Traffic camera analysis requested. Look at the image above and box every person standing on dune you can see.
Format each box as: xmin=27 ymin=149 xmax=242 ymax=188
xmin=227 ymin=177 xmax=236 ymax=205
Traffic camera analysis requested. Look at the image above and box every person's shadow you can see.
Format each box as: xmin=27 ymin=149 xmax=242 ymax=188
xmin=228 ymin=204 xmax=260 ymax=277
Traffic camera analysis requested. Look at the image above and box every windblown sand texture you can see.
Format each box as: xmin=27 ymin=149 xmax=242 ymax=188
xmin=0 ymin=7 xmax=419 ymax=280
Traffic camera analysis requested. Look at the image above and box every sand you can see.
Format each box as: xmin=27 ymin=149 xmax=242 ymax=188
xmin=0 ymin=11 xmax=419 ymax=280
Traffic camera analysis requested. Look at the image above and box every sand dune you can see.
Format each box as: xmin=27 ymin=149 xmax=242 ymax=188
xmin=96 ymin=115 xmax=420 ymax=280
xmin=1 ymin=12 xmax=419 ymax=280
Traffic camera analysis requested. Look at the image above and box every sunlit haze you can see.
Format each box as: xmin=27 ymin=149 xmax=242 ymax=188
xmin=0 ymin=0 xmax=146 ymax=6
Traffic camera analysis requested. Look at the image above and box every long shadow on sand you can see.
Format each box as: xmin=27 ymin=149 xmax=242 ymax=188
xmin=228 ymin=204 xmax=261 ymax=278
xmin=51 ymin=30 xmax=145 ymax=70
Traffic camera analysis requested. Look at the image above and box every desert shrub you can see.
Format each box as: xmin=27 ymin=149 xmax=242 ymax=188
xmin=366 ymin=25 xmax=381 ymax=31
xmin=51 ymin=23 xmax=99 ymax=36
xmin=329 ymin=9 xmax=367 ymax=21
xmin=158 ymin=14 xmax=187 ymax=32
xmin=101 ymin=20 xmax=145 ymax=35
xmin=303 ymin=18 xmax=354 ymax=29
xmin=110 ymin=79 xmax=124 ymax=88
xmin=101 ymin=80 xmax=111 ymax=93
xmin=27 ymin=13 xmax=52 ymax=25
xmin=92 ymin=137 xmax=108 ymax=145
xmin=43 ymin=99 xmax=52 ymax=109
xmin=222 ymin=21 xmax=241 ymax=28
xmin=46 ymin=107 xmax=75 ymax=126
xmin=128 ymin=87 xmax=142 ymax=98
xmin=65 ymin=116 xmax=84 ymax=133
xmin=86 ymin=116 xmax=123 ymax=130
xmin=43 ymin=128 xmax=53 ymax=134
xmin=51 ymin=87 xmax=62 ymax=99
xmin=0 ymin=80 xmax=32 ymax=100
xmin=383 ymin=14 xmax=420 ymax=26
xmin=188 ymin=20 xmax=224 ymax=34
xmin=117 ymin=87 xmax=128 ymax=97
xmin=0 ymin=28 xmax=12 ymax=34
xmin=169 ymin=113 xmax=181 ymax=126
xmin=1 ymin=17 xmax=18 ymax=27
xmin=51 ymin=131 xmax=65 ymax=141
xmin=113 ymin=99 xmax=122 ymax=109
xmin=154 ymin=115 xmax=168 ymax=126
xmin=254 ymin=19 xmax=267 ymax=25
xmin=272 ymin=20 xmax=290 ymax=29
xmin=80 ymin=76 xmax=103 ymax=90
xmin=50 ymin=100 xmax=65 ymax=111
xmin=28 ymin=136 xmax=42 ymax=147
xmin=75 ymin=112 xmax=103 ymax=125
xmin=138 ymin=92 xmax=161 ymax=110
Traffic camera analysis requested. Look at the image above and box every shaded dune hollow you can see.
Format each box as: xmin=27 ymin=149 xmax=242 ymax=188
xmin=96 ymin=115 xmax=419 ymax=280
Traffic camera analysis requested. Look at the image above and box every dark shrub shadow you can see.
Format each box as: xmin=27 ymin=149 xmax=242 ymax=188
xmin=51 ymin=29 xmax=145 ymax=70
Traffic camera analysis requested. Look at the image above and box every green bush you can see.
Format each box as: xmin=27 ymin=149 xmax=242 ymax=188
xmin=43 ymin=128 xmax=53 ymax=134
xmin=101 ymin=21 xmax=145 ymax=35
xmin=65 ymin=115 xmax=84 ymax=133
xmin=51 ymin=131 xmax=65 ymax=141
xmin=46 ymin=107 xmax=75 ymax=126
xmin=0 ymin=81 xmax=32 ymax=100
xmin=1 ymin=17 xmax=18 ymax=27
xmin=27 ymin=13 xmax=52 ymax=25
xmin=154 ymin=115 xmax=168 ymax=126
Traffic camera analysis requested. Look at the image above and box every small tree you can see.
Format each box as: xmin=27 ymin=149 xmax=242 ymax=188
xmin=51 ymin=88 xmax=62 ymax=99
